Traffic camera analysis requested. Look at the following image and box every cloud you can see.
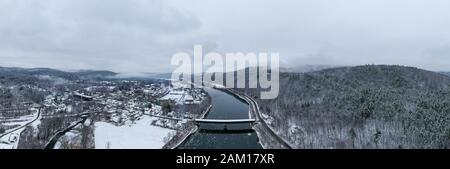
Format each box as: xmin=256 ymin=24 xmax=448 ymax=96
xmin=0 ymin=0 xmax=209 ymax=72
xmin=2 ymin=0 xmax=450 ymax=72
xmin=167 ymin=0 xmax=450 ymax=71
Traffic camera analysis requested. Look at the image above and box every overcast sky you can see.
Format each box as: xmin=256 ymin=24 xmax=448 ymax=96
xmin=1 ymin=0 xmax=450 ymax=72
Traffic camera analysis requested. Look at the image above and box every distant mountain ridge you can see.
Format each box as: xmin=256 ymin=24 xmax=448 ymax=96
xmin=0 ymin=66 xmax=117 ymax=80
xmin=440 ymin=72 xmax=450 ymax=77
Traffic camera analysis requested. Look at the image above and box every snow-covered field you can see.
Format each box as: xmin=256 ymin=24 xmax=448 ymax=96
xmin=94 ymin=116 xmax=174 ymax=149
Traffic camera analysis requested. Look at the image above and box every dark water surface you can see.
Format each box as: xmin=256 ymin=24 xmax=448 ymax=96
xmin=177 ymin=88 xmax=262 ymax=149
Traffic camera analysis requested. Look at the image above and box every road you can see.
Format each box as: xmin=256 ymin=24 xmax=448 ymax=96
xmin=0 ymin=108 xmax=41 ymax=138
xmin=41 ymin=112 xmax=93 ymax=119
xmin=143 ymin=112 xmax=184 ymax=121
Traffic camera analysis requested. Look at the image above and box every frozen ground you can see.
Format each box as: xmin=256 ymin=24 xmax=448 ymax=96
xmin=0 ymin=128 xmax=25 ymax=149
xmin=0 ymin=108 xmax=41 ymax=149
xmin=94 ymin=116 xmax=174 ymax=149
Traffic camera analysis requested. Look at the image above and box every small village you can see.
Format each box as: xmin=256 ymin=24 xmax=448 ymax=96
xmin=1 ymin=75 xmax=210 ymax=149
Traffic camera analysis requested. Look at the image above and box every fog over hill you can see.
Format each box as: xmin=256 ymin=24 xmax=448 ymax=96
xmin=280 ymin=65 xmax=339 ymax=73
xmin=238 ymin=65 xmax=450 ymax=148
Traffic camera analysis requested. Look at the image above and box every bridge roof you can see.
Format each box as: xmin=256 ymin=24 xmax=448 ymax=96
xmin=194 ymin=119 xmax=256 ymax=124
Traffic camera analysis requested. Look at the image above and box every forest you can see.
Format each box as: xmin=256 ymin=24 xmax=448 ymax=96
xmin=238 ymin=65 xmax=450 ymax=148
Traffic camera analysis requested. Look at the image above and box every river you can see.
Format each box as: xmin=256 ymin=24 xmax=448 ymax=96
xmin=177 ymin=88 xmax=262 ymax=149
